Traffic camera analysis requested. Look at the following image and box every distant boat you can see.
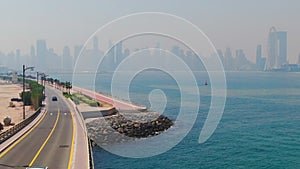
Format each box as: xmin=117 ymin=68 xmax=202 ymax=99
xmin=204 ymin=81 xmax=208 ymax=86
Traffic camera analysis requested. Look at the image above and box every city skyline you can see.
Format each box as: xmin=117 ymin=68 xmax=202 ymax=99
xmin=1 ymin=25 xmax=300 ymax=75
xmin=0 ymin=1 xmax=300 ymax=63
xmin=0 ymin=36 xmax=267 ymax=74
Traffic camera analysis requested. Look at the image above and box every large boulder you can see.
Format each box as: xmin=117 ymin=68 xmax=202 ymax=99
xmin=3 ymin=117 xmax=12 ymax=126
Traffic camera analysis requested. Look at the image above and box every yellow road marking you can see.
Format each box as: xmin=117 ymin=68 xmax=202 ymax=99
xmin=29 ymin=110 xmax=60 ymax=167
xmin=68 ymin=111 xmax=76 ymax=169
xmin=0 ymin=110 xmax=48 ymax=158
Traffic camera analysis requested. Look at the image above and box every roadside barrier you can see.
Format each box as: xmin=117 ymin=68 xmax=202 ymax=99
xmin=0 ymin=107 xmax=41 ymax=144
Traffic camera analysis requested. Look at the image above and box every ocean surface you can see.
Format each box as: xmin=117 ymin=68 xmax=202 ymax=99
xmin=78 ymin=71 xmax=300 ymax=169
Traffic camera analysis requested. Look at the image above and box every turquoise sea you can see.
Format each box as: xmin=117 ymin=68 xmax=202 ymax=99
xmin=83 ymin=71 xmax=300 ymax=169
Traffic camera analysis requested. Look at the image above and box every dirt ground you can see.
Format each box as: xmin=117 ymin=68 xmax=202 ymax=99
xmin=0 ymin=80 xmax=34 ymax=132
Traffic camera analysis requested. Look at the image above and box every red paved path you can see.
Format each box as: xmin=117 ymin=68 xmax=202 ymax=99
xmin=72 ymin=86 xmax=147 ymax=111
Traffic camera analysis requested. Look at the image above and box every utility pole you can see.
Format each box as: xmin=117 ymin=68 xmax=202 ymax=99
xmin=22 ymin=65 xmax=34 ymax=120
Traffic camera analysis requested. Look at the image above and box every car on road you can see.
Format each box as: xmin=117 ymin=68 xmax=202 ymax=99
xmin=52 ymin=96 xmax=58 ymax=101
xmin=26 ymin=167 xmax=48 ymax=169
xmin=11 ymin=97 xmax=22 ymax=102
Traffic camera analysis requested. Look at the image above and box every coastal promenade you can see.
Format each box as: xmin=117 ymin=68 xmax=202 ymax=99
xmin=0 ymin=83 xmax=147 ymax=169
xmin=72 ymin=86 xmax=147 ymax=111
xmin=0 ymin=86 xmax=90 ymax=169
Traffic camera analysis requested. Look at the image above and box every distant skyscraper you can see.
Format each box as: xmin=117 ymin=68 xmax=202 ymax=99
xmin=47 ymin=48 xmax=60 ymax=73
xmin=115 ymin=41 xmax=123 ymax=64
xmin=256 ymin=45 xmax=262 ymax=64
xmin=235 ymin=49 xmax=249 ymax=70
xmin=15 ymin=49 xmax=21 ymax=70
xmin=74 ymin=45 xmax=83 ymax=67
xmin=62 ymin=46 xmax=73 ymax=72
xmin=107 ymin=41 xmax=115 ymax=69
xmin=236 ymin=49 xmax=245 ymax=59
xmin=36 ymin=40 xmax=48 ymax=71
xmin=185 ymin=50 xmax=193 ymax=68
xmin=123 ymin=48 xmax=130 ymax=58
xmin=171 ymin=46 xmax=180 ymax=57
xmin=277 ymin=31 xmax=287 ymax=66
xmin=265 ymin=27 xmax=287 ymax=71
xmin=256 ymin=45 xmax=265 ymax=71
xmin=49 ymin=48 xmax=54 ymax=53
xmin=60 ymin=46 xmax=72 ymax=81
xmin=63 ymin=46 xmax=70 ymax=57
xmin=6 ymin=52 xmax=15 ymax=70
xmin=217 ymin=49 xmax=224 ymax=65
xmin=224 ymin=48 xmax=234 ymax=70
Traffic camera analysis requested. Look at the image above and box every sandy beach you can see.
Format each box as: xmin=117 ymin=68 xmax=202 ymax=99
xmin=0 ymin=80 xmax=34 ymax=132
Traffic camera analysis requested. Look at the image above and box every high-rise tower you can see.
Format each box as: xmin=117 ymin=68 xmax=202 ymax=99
xmin=116 ymin=41 xmax=123 ymax=64
xmin=36 ymin=40 xmax=48 ymax=71
xmin=256 ymin=45 xmax=262 ymax=64
xmin=265 ymin=27 xmax=287 ymax=71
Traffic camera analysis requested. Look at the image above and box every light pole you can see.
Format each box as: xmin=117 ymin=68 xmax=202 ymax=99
xmin=42 ymin=74 xmax=48 ymax=99
xmin=42 ymin=74 xmax=48 ymax=86
xmin=36 ymin=72 xmax=45 ymax=85
xmin=23 ymin=65 xmax=34 ymax=120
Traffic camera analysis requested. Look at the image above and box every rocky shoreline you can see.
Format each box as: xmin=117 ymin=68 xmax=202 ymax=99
xmin=86 ymin=111 xmax=173 ymax=146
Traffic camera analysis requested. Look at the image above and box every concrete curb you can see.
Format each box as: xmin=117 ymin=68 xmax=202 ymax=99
xmin=66 ymin=98 xmax=91 ymax=169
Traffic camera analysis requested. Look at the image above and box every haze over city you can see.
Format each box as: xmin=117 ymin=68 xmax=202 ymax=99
xmin=1 ymin=1 xmax=300 ymax=169
xmin=1 ymin=0 xmax=300 ymax=63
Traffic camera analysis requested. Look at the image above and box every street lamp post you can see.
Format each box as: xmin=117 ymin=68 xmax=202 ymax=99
xmin=41 ymin=74 xmax=48 ymax=99
xmin=23 ymin=65 xmax=34 ymax=120
xmin=37 ymin=72 xmax=45 ymax=85
xmin=37 ymin=72 xmax=39 ymax=84
xmin=43 ymin=74 xmax=47 ymax=86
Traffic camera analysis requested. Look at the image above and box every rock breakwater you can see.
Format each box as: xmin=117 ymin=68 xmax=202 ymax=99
xmin=86 ymin=111 xmax=173 ymax=146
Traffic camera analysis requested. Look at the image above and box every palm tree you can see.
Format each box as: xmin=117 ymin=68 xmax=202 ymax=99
xmin=54 ymin=79 xmax=60 ymax=89
xmin=65 ymin=81 xmax=72 ymax=95
xmin=47 ymin=78 xmax=54 ymax=85
xmin=60 ymin=82 xmax=66 ymax=92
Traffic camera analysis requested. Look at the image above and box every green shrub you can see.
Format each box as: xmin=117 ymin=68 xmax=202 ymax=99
xmin=71 ymin=96 xmax=80 ymax=105
xmin=62 ymin=92 xmax=72 ymax=98
xmin=89 ymin=102 xmax=99 ymax=107
xmin=20 ymin=80 xmax=44 ymax=110
xmin=71 ymin=93 xmax=99 ymax=107
xmin=20 ymin=91 xmax=31 ymax=106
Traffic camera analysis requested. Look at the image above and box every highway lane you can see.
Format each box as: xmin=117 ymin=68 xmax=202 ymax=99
xmin=0 ymin=86 xmax=74 ymax=169
xmin=31 ymin=86 xmax=74 ymax=169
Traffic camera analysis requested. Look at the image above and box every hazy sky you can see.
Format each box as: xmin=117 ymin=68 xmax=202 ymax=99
xmin=1 ymin=0 xmax=300 ymax=63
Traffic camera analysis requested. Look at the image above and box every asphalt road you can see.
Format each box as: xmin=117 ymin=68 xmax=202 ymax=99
xmin=0 ymin=86 xmax=74 ymax=169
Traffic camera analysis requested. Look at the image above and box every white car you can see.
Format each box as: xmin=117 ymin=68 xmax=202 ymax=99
xmin=26 ymin=167 xmax=48 ymax=169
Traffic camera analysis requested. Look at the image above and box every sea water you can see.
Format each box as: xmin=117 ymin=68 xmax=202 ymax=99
xmin=86 ymin=71 xmax=300 ymax=169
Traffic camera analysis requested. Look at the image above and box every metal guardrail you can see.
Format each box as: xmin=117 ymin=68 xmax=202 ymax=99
xmin=0 ymin=107 xmax=41 ymax=144
xmin=88 ymin=137 xmax=95 ymax=169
